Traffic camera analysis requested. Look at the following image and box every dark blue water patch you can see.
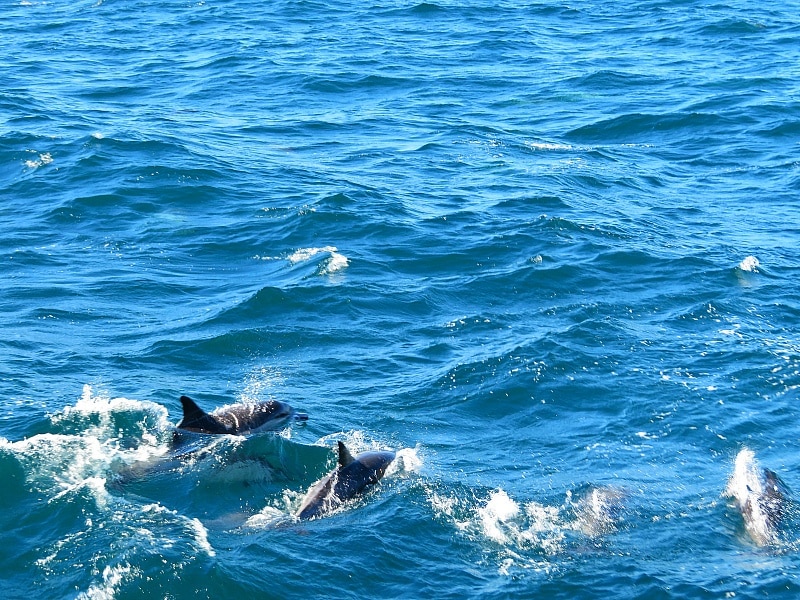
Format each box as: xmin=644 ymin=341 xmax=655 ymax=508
xmin=301 ymin=73 xmax=418 ymax=95
xmin=140 ymin=329 xmax=285 ymax=372
xmin=565 ymin=111 xmax=739 ymax=145
xmin=197 ymin=284 xmax=355 ymax=331
xmin=700 ymin=17 xmax=770 ymax=37
xmin=493 ymin=194 xmax=571 ymax=218
xmin=570 ymin=70 xmax=670 ymax=91
xmin=407 ymin=2 xmax=447 ymax=15
xmin=754 ymin=109 xmax=800 ymax=140
xmin=216 ymin=489 xmax=486 ymax=599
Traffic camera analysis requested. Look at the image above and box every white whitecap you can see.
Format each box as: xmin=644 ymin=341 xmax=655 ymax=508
xmin=244 ymin=505 xmax=288 ymax=529
xmin=569 ymin=486 xmax=626 ymax=537
xmin=738 ymin=255 xmax=760 ymax=272
xmin=24 ymin=151 xmax=53 ymax=169
xmin=391 ymin=445 xmax=424 ymax=475
xmin=478 ymin=489 xmax=521 ymax=543
xmin=9 ymin=386 xmax=171 ymax=497
xmin=77 ymin=563 xmax=132 ymax=600
xmin=287 ymin=246 xmax=349 ymax=275
xmin=321 ymin=250 xmax=349 ymax=274
xmin=64 ymin=384 xmax=169 ymax=421
xmin=188 ymin=517 xmax=216 ymax=557
xmin=525 ymin=141 xmax=574 ymax=151
xmin=287 ymin=246 xmax=338 ymax=264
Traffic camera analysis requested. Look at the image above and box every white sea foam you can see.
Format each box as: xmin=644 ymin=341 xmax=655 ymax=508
xmin=10 ymin=433 xmax=111 ymax=496
xmin=316 ymin=429 xmax=368 ymax=452
xmin=188 ymin=517 xmax=216 ymax=557
xmin=427 ymin=483 xmax=627 ymax=574
xmin=140 ymin=503 xmax=216 ymax=557
xmin=244 ymin=505 xmax=289 ymax=529
xmin=287 ymin=246 xmax=349 ymax=274
xmin=61 ymin=384 xmax=169 ymax=425
xmin=429 ymin=487 xmax=566 ymax=559
xmin=321 ymin=250 xmax=349 ymax=274
xmin=77 ymin=563 xmax=132 ymax=600
xmin=392 ymin=444 xmax=424 ymax=475
xmin=24 ymin=151 xmax=53 ymax=168
xmin=8 ymin=386 xmax=171 ymax=499
xmin=478 ymin=489 xmax=521 ymax=543
xmin=428 ymin=490 xmax=458 ymax=518
xmin=738 ymin=255 xmax=760 ymax=272
xmin=525 ymin=141 xmax=575 ymax=151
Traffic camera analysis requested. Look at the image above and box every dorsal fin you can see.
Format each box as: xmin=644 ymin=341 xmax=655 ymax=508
xmin=176 ymin=395 xmax=233 ymax=434
xmin=338 ymin=441 xmax=355 ymax=468
xmin=180 ymin=395 xmax=208 ymax=422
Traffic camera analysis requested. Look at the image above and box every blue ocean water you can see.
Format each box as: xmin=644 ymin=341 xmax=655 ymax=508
xmin=2 ymin=0 xmax=800 ymax=597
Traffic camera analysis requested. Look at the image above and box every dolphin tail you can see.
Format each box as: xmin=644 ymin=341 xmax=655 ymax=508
xmin=338 ymin=441 xmax=355 ymax=467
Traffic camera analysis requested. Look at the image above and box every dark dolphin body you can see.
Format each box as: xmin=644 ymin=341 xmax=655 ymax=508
xmin=726 ymin=449 xmax=790 ymax=546
xmin=176 ymin=395 xmax=300 ymax=435
xmin=738 ymin=468 xmax=788 ymax=545
xmin=296 ymin=441 xmax=395 ymax=520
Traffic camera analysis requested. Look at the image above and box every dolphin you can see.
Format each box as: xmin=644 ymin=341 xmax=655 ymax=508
xmin=296 ymin=441 xmax=395 ymax=520
xmin=725 ymin=448 xmax=789 ymax=546
xmin=176 ymin=395 xmax=303 ymax=436
xmin=570 ymin=485 xmax=626 ymax=537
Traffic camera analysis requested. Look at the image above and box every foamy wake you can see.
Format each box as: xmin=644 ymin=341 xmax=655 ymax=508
xmin=71 ymin=506 xmax=215 ymax=599
xmin=21 ymin=387 xmax=217 ymax=599
xmin=428 ymin=485 xmax=625 ymax=574
xmin=430 ymin=488 xmax=563 ymax=554
xmin=8 ymin=385 xmax=171 ymax=499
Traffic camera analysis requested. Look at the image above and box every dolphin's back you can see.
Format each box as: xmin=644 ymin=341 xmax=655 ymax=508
xmin=295 ymin=442 xmax=396 ymax=520
xmin=176 ymin=395 xmax=294 ymax=435
xmin=177 ymin=395 xmax=231 ymax=434
xmin=334 ymin=448 xmax=396 ymax=501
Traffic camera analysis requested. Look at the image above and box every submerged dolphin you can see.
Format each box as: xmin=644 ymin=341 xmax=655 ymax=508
xmin=725 ymin=448 xmax=789 ymax=546
xmin=176 ymin=395 xmax=302 ymax=435
xmin=296 ymin=441 xmax=395 ymax=520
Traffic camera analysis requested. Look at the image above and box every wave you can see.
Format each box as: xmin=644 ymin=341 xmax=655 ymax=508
xmin=0 ymin=385 xmax=424 ymax=594
xmin=566 ymin=111 xmax=737 ymax=144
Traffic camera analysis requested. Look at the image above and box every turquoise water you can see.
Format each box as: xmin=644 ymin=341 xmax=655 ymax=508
xmin=2 ymin=0 xmax=800 ymax=597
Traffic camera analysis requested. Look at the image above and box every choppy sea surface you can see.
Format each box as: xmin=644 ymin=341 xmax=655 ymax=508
xmin=2 ymin=0 xmax=800 ymax=598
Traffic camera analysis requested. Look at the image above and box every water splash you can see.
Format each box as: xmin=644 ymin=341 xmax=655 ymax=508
xmin=427 ymin=483 xmax=628 ymax=574
xmin=724 ymin=448 xmax=786 ymax=547
xmin=287 ymin=246 xmax=349 ymax=275
xmin=738 ymin=255 xmax=760 ymax=272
